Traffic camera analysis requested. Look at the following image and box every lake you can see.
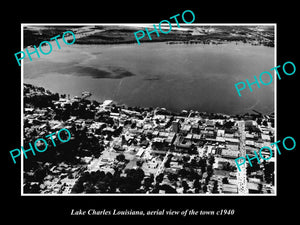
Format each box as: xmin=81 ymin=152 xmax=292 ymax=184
xmin=24 ymin=42 xmax=275 ymax=115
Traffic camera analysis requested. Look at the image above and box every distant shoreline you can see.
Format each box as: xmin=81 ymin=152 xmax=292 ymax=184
xmin=23 ymin=25 xmax=274 ymax=48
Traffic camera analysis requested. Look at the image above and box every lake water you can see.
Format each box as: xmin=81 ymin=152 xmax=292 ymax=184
xmin=24 ymin=42 xmax=275 ymax=115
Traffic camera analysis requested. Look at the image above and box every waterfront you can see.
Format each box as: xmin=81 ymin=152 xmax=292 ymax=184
xmin=23 ymin=83 xmax=275 ymax=194
xmin=24 ymin=42 xmax=274 ymax=115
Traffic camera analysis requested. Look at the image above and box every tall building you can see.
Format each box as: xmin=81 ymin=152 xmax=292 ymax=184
xmin=172 ymin=120 xmax=180 ymax=133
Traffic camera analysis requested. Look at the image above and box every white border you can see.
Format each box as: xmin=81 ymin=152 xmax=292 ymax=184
xmin=21 ymin=23 xmax=277 ymax=196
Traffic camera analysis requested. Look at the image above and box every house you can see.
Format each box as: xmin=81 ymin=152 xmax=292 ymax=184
xmin=261 ymin=134 xmax=271 ymax=141
xmin=101 ymin=100 xmax=113 ymax=110
xmin=216 ymin=137 xmax=226 ymax=143
xmin=181 ymin=124 xmax=191 ymax=134
xmin=246 ymin=133 xmax=255 ymax=139
xmin=165 ymin=133 xmax=176 ymax=144
xmin=221 ymin=149 xmax=239 ymax=158
xmin=206 ymin=145 xmax=214 ymax=154
xmin=248 ymin=182 xmax=261 ymax=193
xmin=110 ymin=112 xmax=120 ymax=119
xmin=225 ymin=133 xmax=234 ymax=138
xmin=192 ymin=134 xmax=201 ymax=141
xmin=90 ymin=122 xmax=106 ymax=133
xmin=136 ymin=148 xmax=145 ymax=157
xmin=214 ymin=147 xmax=223 ymax=155
xmin=246 ymin=147 xmax=260 ymax=156
xmin=51 ymin=122 xmax=64 ymax=131
xmin=25 ymin=108 xmax=35 ymax=113
xmin=205 ymin=130 xmax=215 ymax=138
xmin=152 ymin=131 xmax=159 ymax=137
xmin=246 ymin=140 xmax=255 ymax=147
xmin=222 ymin=183 xmax=238 ymax=194
xmin=227 ymin=144 xmax=239 ymax=151
xmin=185 ymin=133 xmax=193 ymax=140
xmin=159 ymin=132 xmax=169 ymax=138
xmin=206 ymin=120 xmax=215 ymax=127
xmin=217 ymin=129 xmax=225 ymax=137
xmin=102 ymin=127 xmax=115 ymax=135
xmin=225 ymin=137 xmax=240 ymax=145
xmin=249 ymin=177 xmax=261 ymax=183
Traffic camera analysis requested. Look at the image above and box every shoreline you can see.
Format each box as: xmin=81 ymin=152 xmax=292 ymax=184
xmin=22 ymin=82 xmax=275 ymax=195
xmin=23 ymin=25 xmax=274 ymax=48
xmin=23 ymin=83 xmax=274 ymax=118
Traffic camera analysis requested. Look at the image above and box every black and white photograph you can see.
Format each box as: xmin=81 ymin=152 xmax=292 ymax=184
xmin=4 ymin=3 xmax=298 ymax=224
xmin=22 ymin=24 xmax=276 ymax=195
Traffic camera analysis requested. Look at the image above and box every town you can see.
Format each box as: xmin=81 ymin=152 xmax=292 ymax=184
xmin=23 ymin=83 xmax=275 ymax=194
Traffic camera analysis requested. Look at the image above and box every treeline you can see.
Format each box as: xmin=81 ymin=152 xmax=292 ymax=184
xmin=23 ymin=27 xmax=79 ymax=47
xmin=24 ymin=84 xmax=59 ymax=108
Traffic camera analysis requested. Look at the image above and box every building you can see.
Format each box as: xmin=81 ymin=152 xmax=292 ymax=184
xmin=221 ymin=149 xmax=239 ymax=158
xmin=261 ymin=134 xmax=271 ymax=141
xmin=217 ymin=129 xmax=225 ymax=137
xmin=136 ymin=148 xmax=145 ymax=158
xmin=172 ymin=120 xmax=180 ymax=133
xmin=174 ymin=135 xmax=192 ymax=152
xmin=181 ymin=124 xmax=192 ymax=134
xmin=191 ymin=124 xmax=200 ymax=134
xmin=222 ymin=183 xmax=238 ymax=194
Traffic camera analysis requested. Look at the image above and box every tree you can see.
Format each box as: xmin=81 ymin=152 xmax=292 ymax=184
xmin=164 ymin=160 xmax=171 ymax=168
xmin=222 ymin=177 xmax=229 ymax=184
xmin=215 ymin=122 xmax=223 ymax=128
xmin=122 ymin=169 xmax=142 ymax=193
xmin=182 ymin=155 xmax=190 ymax=163
xmin=71 ymin=181 xmax=84 ymax=193
xmin=95 ymin=181 xmax=108 ymax=193
xmin=224 ymin=121 xmax=235 ymax=128
xmin=143 ymin=177 xmax=153 ymax=190
xmin=34 ymin=167 xmax=47 ymax=182
xmin=188 ymin=144 xmax=198 ymax=155
xmin=168 ymin=173 xmax=178 ymax=182
xmin=178 ymin=168 xmax=188 ymax=177
xmin=264 ymin=162 xmax=274 ymax=184
xmin=247 ymin=159 xmax=260 ymax=175
xmin=190 ymin=158 xmax=198 ymax=167
xmin=161 ymin=184 xmax=177 ymax=193
xmin=135 ymin=168 xmax=145 ymax=182
xmin=193 ymin=179 xmax=201 ymax=190
xmin=208 ymin=155 xmax=215 ymax=165
xmin=207 ymin=165 xmax=214 ymax=177
xmin=155 ymin=173 xmax=164 ymax=184
xmin=116 ymin=153 xmax=125 ymax=162
xmin=223 ymin=162 xmax=232 ymax=171
xmin=85 ymin=184 xmax=96 ymax=193
xmin=212 ymin=180 xmax=219 ymax=193
xmin=257 ymin=118 xmax=262 ymax=125
xmin=181 ymin=180 xmax=189 ymax=192
xmin=136 ymin=159 xmax=144 ymax=167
